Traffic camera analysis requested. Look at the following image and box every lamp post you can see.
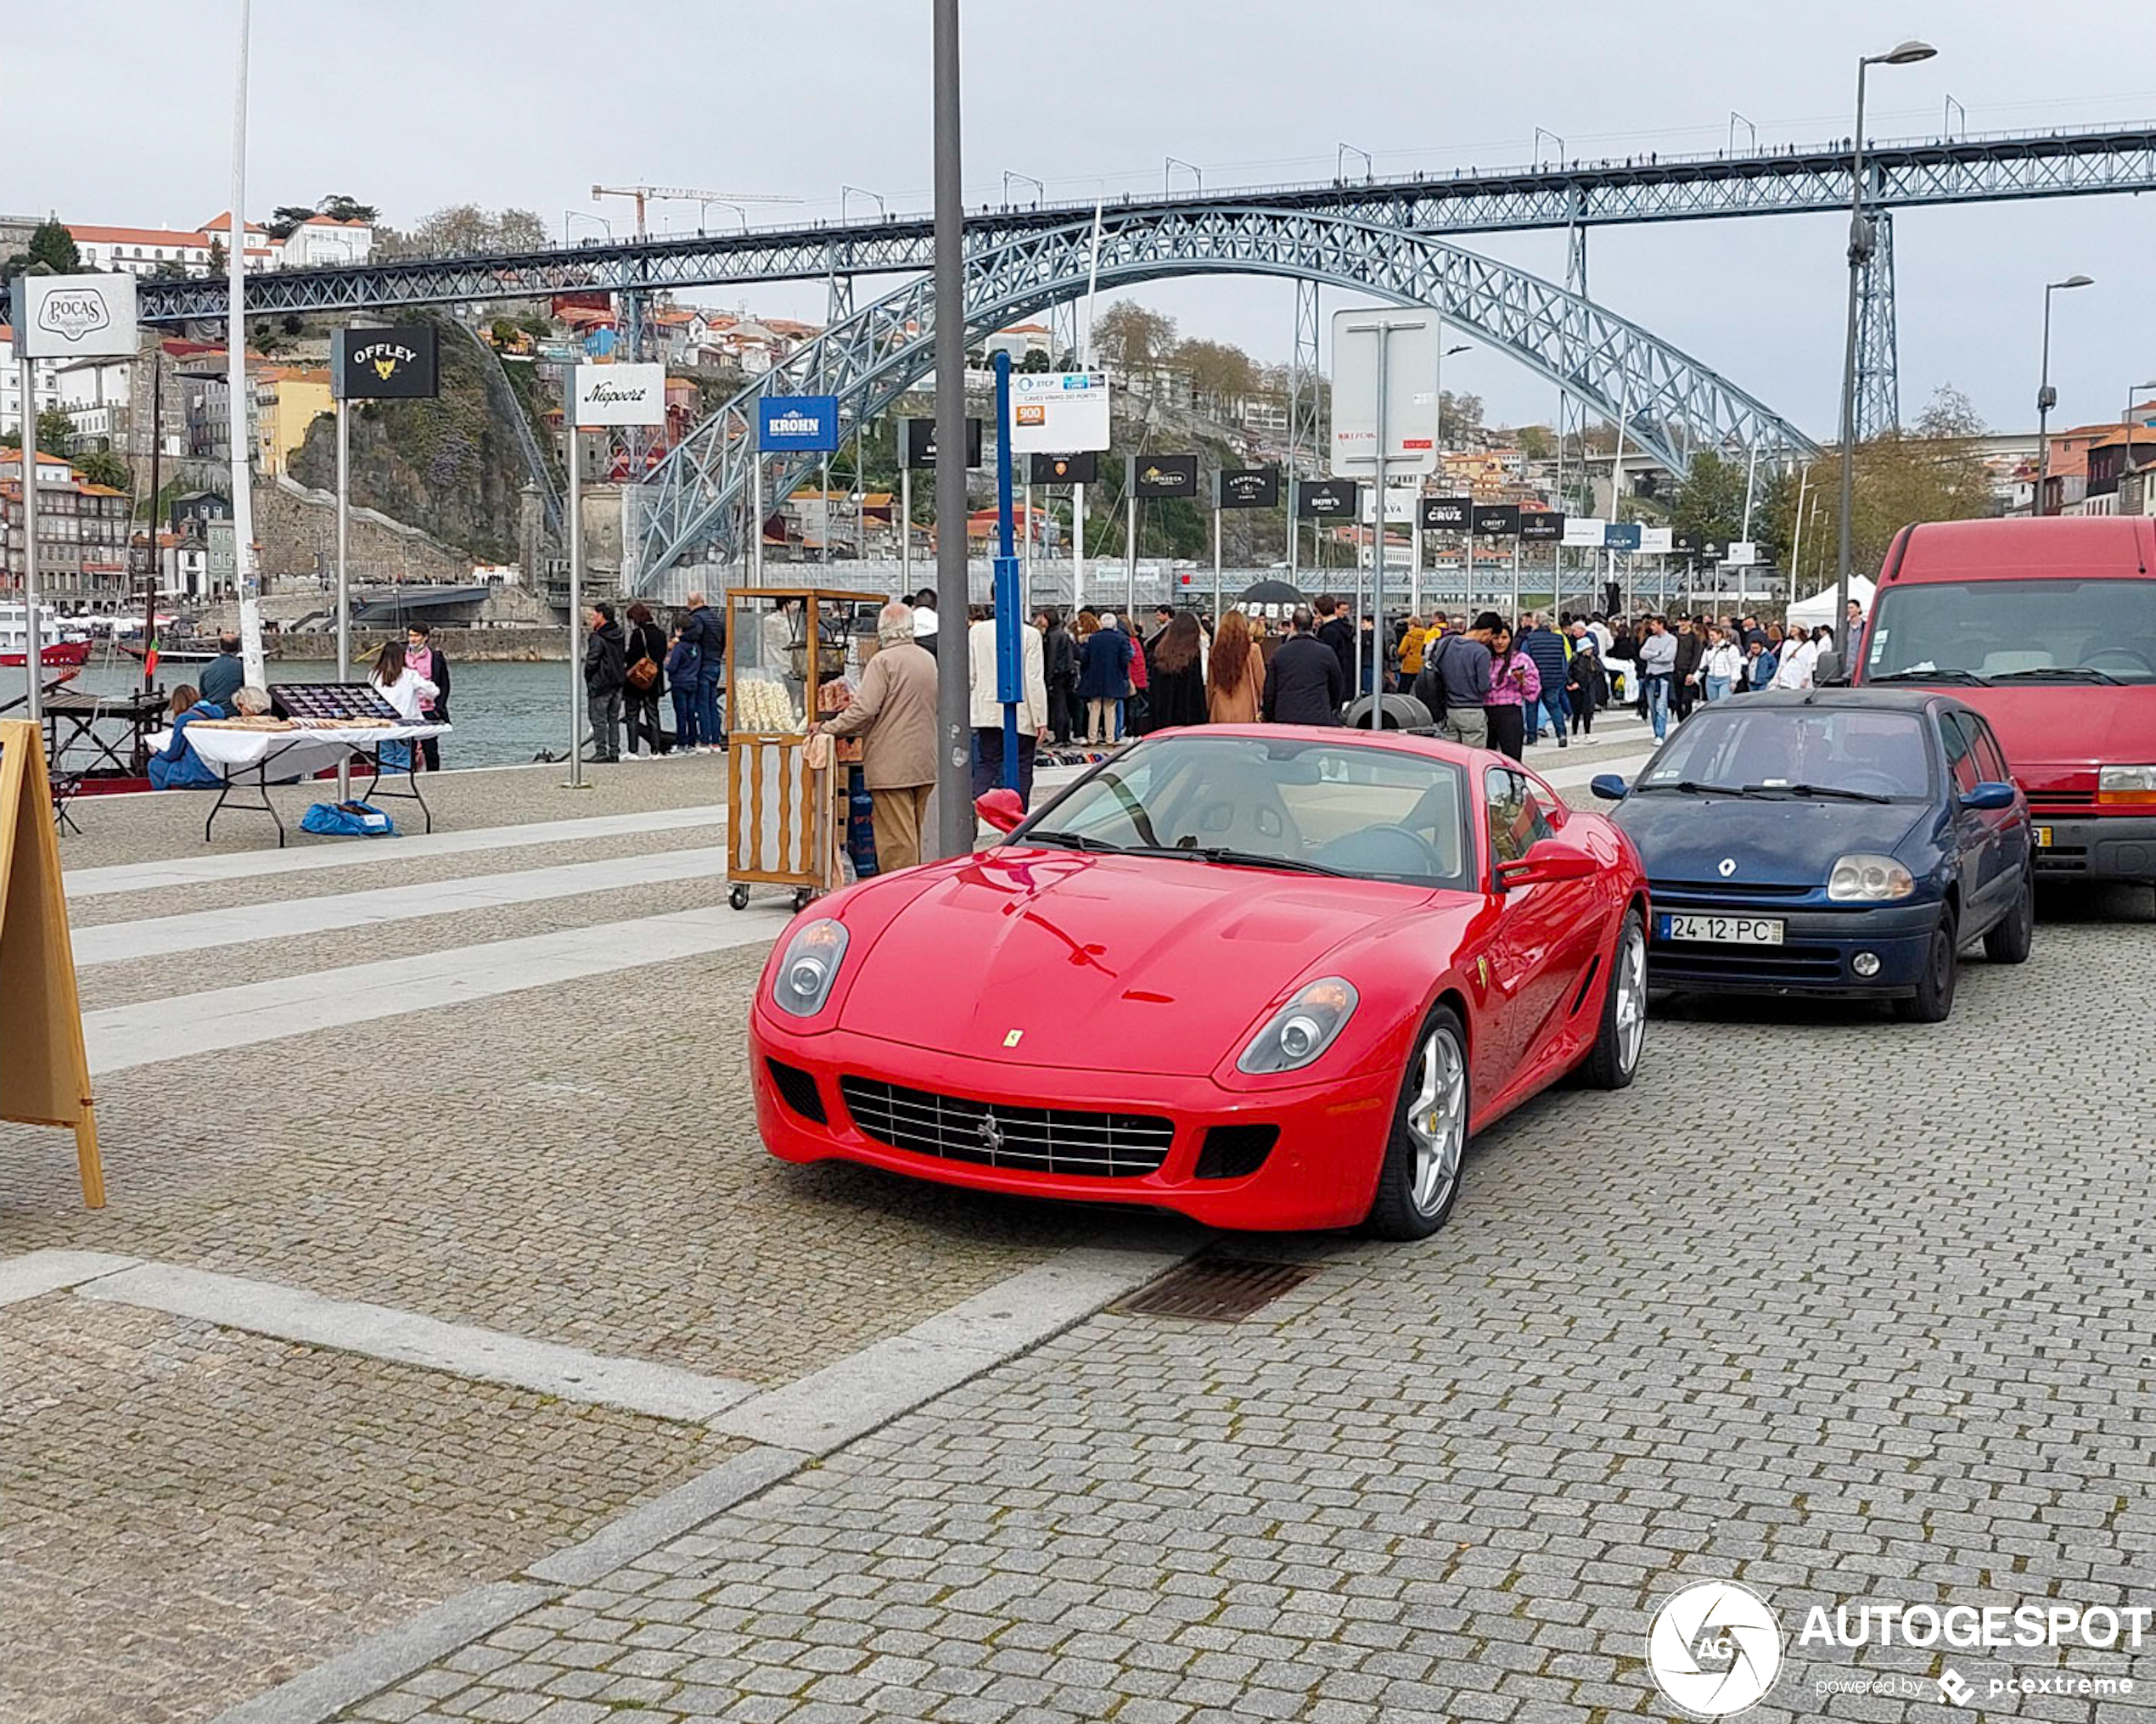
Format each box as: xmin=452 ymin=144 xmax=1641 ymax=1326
xmin=931 ymin=0 xmax=971 ymax=862
xmin=2035 ymin=274 xmax=2094 ymax=517
xmin=1833 ymin=37 xmax=1936 ymax=653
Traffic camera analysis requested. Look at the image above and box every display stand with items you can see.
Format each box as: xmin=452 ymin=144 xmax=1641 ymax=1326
xmin=723 ymin=587 xmax=879 ymax=912
xmin=145 ymin=683 xmax=448 ymax=846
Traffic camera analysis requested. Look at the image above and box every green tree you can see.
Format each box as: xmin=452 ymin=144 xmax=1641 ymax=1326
xmin=1517 ymin=424 xmax=1554 ymax=462
xmin=1017 ymin=348 xmax=1053 ymax=373
xmin=1175 ymin=337 xmax=1259 ymax=410
xmin=266 ymin=205 xmax=320 ymax=240
xmin=1670 ymin=449 xmax=1748 ymax=548
xmin=204 ymin=236 xmax=227 ymax=277
xmin=75 ymin=448 xmax=131 ymax=490
xmin=4 ymin=218 xmax=83 ymax=278
xmin=319 ymin=194 xmax=379 ymax=224
xmin=35 ymin=405 xmax=75 ymax=458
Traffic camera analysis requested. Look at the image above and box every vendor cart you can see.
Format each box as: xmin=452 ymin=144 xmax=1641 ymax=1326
xmin=723 ymin=586 xmax=880 ymax=911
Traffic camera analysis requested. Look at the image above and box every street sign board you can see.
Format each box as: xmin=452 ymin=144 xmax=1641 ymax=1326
xmin=1329 ymin=306 xmax=1443 ymax=476
xmin=1637 ymin=525 xmax=1675 ymax=555
xmin=574 ymin=362 xmax=668 ymax=428
xmin=1217 ymin=466 xmax=1280 ymax=509
xmin=755 ymin=392 xmax=840 ymax=450
xmin=12 ymin=272 xmax=138 ymax=359
xmin=1029 ymin=451 xmax=1098 ymax=485
xmin=1130 ymin=454 xmax=1199 ymax=498
xmin=1672 ymin=529 xmax=1702 ymax=555
xmin=1359 ymin=485 xmax=1419 ymax=525
xmin=1010 ymin=370 xmax=1111 ymax=453
xmin=1419 ymin=496 xmax=1472 ymax=531
xmin=902 ymin=415 xmax=982 ymax=469
xmin=1603 ymin=522 xmax=1643 ymax=552
xmin=332 ymin=326 xmax=440 ymax=400
xmin=1472 ymin=503 xmax=1520 ymax=536
xmin=1519 ymin=511 xmax=1565 ymax=543
xmin=1295 ymin=477 xmax=1359 ymax=519
xmin=1726 ymin=539 xmax=1758 ymax=566
xmin=1562 ymin=514 xmax=1608 ymax=548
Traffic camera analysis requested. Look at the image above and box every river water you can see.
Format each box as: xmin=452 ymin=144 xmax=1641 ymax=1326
xmin=62 ymin=657 xmax=585 ymax=771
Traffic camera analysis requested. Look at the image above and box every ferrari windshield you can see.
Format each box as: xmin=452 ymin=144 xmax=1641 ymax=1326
xmin=1015 ymin=733 xmax=1474 ymax=890
xmin=1635 ymin=706 xmax=1936 ymax=800
xmin=1865 ymin=577 xmax=2156 ymax=684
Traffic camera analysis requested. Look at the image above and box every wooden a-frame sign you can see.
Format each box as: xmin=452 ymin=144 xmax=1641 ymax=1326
xmin=0 ymin=721 xmax=104 ymax=1206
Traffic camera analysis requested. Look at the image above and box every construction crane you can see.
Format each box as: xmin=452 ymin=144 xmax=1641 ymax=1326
xmin=588 ymin=185 xmax=801 ymax=239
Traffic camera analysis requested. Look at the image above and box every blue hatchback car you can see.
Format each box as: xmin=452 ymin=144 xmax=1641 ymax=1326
xmin=1591 ymin=690 xmax=2034 ymax=1021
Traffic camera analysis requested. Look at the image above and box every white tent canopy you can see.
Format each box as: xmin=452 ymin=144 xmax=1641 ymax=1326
xmin=1787 ymin=574 xmax=1875 ymax=630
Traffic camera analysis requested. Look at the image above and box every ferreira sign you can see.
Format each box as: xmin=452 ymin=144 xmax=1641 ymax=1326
xmin=332 ymin=326 xmax=441 ymax=400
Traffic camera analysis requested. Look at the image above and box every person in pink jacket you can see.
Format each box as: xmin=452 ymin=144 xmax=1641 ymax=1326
xmin=1482 ymin=621 xmax=1541 ymax=761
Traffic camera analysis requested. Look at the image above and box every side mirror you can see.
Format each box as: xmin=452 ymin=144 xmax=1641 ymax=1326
xmin=1961 ymin=780 xmax=2016 ymax=812
xmin=1589 ymin=773 xmax=1629 ymax=801
xmin=974 ymin=788 xmax=1026 ymax=834
xmin=1812 ymin=649 xmax=1845 ymax=685
xmin=1496 ymin=838 xmax=1600 ymax=890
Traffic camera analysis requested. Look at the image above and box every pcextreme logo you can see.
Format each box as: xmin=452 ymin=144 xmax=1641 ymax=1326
xmin=1646 ymin=1581 xmax=1784 ymax=1717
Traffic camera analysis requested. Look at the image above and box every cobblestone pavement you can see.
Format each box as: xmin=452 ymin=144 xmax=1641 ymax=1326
xmin=341 ymin=897 xmax=2156 ymax=1724
xmin=0 ymin=1294 xmax=738 ymax=1724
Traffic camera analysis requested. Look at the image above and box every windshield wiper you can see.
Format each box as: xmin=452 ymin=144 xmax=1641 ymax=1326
xmin=1869 ymin=666 xmax=1988 ymax=685
xmin=1739 ymin=782 xmax=1895 ymax=804
xmin=1126 ymin=844 xmax=1352 ymax=878
xmin=1986 ymin=665 xmax=2122 ymax=685
xmin=1635 ymin=778 xmax=1760 ymax=796
xmin=1022 ymin=828 xmax=1126 ymax=854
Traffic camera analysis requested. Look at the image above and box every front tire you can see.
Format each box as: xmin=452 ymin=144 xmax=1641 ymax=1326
xmin=1983 ymin=868 xmax=2035 ymax=963
xmin=1581 ymin=908 xmax=1648 ymax=1089
xmin=1362 ymin=1007 xmax=1470 ymax=1242
xmin=1895 ymin=908 xmax=1959 ymax=1023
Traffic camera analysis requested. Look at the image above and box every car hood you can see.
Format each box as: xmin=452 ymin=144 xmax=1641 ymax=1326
xmin=1614 ymin=794 xmax=1929 ymax=889
xmin=837 ymin=846 xmax=1432 ymax=1075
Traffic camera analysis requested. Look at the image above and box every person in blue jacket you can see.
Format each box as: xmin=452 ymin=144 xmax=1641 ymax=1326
xmin=1076 ymin=612 xmax=1134 ymax=743
xmin=665 ymin=615 xmax=701 ymax=750
xmin=148 ymin=683 xmax=226 ymax=789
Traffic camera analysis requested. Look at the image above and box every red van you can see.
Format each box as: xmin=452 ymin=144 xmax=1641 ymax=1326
xmin=1847 ymin=516 xmax=2156 ymax=882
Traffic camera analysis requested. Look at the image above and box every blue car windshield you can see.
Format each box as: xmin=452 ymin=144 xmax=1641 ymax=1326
xmin=1636 ymin=708 xmax=1935 ymax=799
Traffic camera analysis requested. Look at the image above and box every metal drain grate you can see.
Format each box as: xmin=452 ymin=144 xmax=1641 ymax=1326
xmin=1114 ymin=1255 xmax=1320 ymax=1322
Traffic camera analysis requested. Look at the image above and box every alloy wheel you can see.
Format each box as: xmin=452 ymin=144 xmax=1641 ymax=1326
xmin=1406 ymin=1025 xmax=1468 ymax=1216
xmin=1614 ymin=919 xmax=1648 ymax=1075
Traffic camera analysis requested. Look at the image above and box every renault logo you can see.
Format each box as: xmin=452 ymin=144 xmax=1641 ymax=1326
xmin=1718 ymin=857 xmax=1738 ymax=878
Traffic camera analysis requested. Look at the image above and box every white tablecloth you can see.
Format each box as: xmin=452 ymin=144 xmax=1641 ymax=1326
xmin=148 ymin=722 xmax=450 ymax=781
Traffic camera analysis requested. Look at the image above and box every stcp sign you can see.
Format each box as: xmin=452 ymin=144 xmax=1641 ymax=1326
xmin=1010 ymin=370 xmax=1111 ymax=454
xmin=332 ymin=326 xmax=440 ymax=400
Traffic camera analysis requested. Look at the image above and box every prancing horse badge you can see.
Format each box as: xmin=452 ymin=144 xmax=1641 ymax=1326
xmin=1002 ymin=1030 xmax=1024 ymax=1048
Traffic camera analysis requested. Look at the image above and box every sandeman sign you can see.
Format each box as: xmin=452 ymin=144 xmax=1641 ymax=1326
xmin=332 ymin=325 xmax=441 ymax=401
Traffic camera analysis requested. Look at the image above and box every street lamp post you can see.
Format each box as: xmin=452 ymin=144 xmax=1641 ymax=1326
xmin=1833 ymin=38 xmax=1935 ymax=660
xmin=931 ymin=0 xmax=971 ymax=862
xmin=2035 ymin=274 xmax=2094 ymax=516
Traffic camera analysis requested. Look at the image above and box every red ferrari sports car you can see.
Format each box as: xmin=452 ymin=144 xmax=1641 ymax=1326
xmin=751 ymin=725 xmax=1648 ymax=1238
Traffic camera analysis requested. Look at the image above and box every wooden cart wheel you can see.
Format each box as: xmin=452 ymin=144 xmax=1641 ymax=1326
xmin=793 ymin=886 xmax=815 ymax=913
xmin=727 ymin=884 xmax=751 ymax=911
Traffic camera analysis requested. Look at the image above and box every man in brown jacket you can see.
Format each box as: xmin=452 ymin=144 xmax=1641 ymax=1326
xmin=815 ymin=599 xmax=940 ymax=871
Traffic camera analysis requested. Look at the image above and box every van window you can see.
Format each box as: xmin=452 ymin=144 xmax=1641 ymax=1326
xmin=1865 ymin=577 xmax=2156 ymax=684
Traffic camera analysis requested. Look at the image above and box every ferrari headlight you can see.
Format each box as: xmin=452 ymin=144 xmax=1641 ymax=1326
xmin=1827 ymin=853 xmax=1915 ymax=901
xmin=1238 ymin=977 xmax=1359 ymax=1075
xmin=772 ymin=918 xmax=849 ymax=1017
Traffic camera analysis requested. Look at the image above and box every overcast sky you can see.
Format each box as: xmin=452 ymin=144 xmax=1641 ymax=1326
xmin=8 ymin=0 xmax=2152 ymax=436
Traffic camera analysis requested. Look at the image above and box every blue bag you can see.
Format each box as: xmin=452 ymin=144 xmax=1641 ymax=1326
xmin=300 ymin=800 xmax=396 ymax=837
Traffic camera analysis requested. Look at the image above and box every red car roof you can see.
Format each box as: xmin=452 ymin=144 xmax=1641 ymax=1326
xmin=1887 ymin=515 xmax=2155 ymax=581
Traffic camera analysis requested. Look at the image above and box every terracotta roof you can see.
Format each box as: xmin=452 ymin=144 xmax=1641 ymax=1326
xmin=299 ymin=213 xmax=368 ymax=227
xmin=69 ymin=222 xmax=220 ymax=250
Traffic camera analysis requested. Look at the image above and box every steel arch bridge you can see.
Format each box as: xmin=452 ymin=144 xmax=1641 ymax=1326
xmin=629 ymin=205 xmax=1816 ymax=592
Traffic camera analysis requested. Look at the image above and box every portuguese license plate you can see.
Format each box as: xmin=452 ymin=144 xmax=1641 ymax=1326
xmin=2035 ymin=826 xmax=2052 ymax=848
xmin=1661 ymin=913 xmax=1785 ymax=945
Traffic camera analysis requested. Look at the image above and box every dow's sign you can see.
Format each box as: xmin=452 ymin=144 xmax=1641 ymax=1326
xmin=1295 ymin=477 xmax=1359 ymax=518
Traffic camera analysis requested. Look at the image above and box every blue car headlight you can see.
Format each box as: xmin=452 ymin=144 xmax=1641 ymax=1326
xmin=1827 ymin=853 xmax=1916 ymax=902
xmin=1238 ymin=978 xmax=1358 ymax=1075
xmin=772 ymin=918 xmax=849 ymax=1017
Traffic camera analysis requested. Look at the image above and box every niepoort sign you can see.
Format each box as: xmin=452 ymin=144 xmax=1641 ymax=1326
xmin=575 ymin=362 xmax=669 ymax=428
xmin=332 ymin=326 xmax=441 ymax=400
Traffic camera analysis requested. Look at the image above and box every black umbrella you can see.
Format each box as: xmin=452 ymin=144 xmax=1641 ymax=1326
xmin=1235 ymin=578 xmax=1305 ymax=611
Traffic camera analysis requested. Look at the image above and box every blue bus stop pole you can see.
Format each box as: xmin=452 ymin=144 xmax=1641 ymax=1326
xmin=992 ymin=351 xmax=1022 ymax=793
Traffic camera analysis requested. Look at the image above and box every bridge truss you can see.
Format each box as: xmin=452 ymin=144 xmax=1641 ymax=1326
xmin=628 ymin=208 xmax=1821 ymax=591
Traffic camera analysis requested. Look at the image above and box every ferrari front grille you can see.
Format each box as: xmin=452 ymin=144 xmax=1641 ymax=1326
xmin=837 ymin=1076 xmax=1174 ymax=1179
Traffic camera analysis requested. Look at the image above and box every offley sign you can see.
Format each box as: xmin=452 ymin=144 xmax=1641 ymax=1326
xmin=12 ymin=273 xmax=138 ymax=358
xmin=574 ymin=362 xmax=668 ymax=428
xmin=332 ymin=326 xmax=439 ymax=400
